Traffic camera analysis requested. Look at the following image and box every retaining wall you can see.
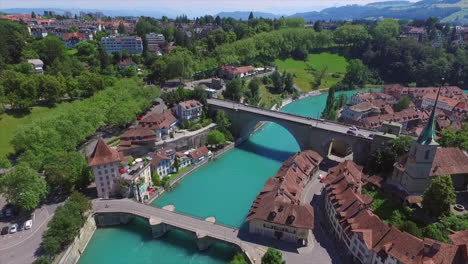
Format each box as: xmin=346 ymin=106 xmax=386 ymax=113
xmin=55 ymin=214 xmax=96 ymax=264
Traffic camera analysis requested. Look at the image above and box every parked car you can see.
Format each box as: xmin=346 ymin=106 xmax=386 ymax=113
xmin=346 ymin=130 xmax=356 ymax=136
xmin=1 ymin=226 xmax=8 ymax=235
xmin=17 ymin=222 xmax=24 ymax=231
xmin=24 ymin=220 xmax=33 ymax=230
xmin=5 ymin=208 xmax=12 ymax=217
xmin=319 ymin=177 xmax=327 ymax=183
xmin=10 ymin=224 xmax=18 ymax=234
xmin=348 ymin=126 xmax=357 ymax=131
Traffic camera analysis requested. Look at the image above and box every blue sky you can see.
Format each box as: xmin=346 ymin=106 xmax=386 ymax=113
xmin=0 ymin=0 xmax=421 ymax=16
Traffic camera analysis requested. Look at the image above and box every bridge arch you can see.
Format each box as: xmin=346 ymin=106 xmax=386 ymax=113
xmin=238 ymin=117 xmax=305 ymax=150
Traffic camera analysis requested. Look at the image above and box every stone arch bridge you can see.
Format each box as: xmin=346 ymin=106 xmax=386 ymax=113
xmin=207 ymin=98 xmax=375 ymax=164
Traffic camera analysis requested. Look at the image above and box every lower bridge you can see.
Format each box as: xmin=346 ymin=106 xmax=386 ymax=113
xmin=92 ymin=199 xmax=264 ymax=263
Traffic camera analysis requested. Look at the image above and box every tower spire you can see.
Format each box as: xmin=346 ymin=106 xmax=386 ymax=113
xmin=417 ymin=86 xmax=441 ymax=145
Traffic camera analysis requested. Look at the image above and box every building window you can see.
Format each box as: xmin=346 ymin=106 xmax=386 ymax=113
xmin=107 ymin=181 xmax=110 ymax=185
xmin=106 ymin=176 xmax=109 ymax=179
xmin=101 ymin=188 xmax=105 ymax=193
xmin=425 ymin=150 xmax=430 ymax=159
xmin=98 ymin=171 xmax=102 ymax=175
xmin=105 ymin=169 xmax=108 ymax=174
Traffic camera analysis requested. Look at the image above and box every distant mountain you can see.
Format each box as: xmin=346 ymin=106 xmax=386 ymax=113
xmin=289 ymin=0 xmax=467 ymax=25
xmin=0 ymin=8 xmax=173 ymax=19
xmin=216 ymin=11 xmax=283 ymax=20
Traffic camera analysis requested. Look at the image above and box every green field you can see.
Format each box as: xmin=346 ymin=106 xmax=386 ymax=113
xmin=274 ymin=52 xmax=348 ymax=92
xmin=0 ymin=104 xmax=69 ymax=157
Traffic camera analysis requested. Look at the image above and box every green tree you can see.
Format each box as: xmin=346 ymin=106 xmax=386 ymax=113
xmin=33 ymin=35 xmax=65 ymax=66
xmin=261 ymin=248 xmax=285 ymax=264
xmin=422 ymin=175 xmax=456 ymax=217
xmin=439 ymin=124 xmax=468 ymax=151
xmin=70 ymin=191 xmax=91 ymax=213
xmin=224 ymin=78 xmax=243 ymax=102
xmin=398 ymin=221 xmax=422 ymax=238
xmin=152 ymin=172 xmax=161 ymax=186
xmin=367 ymin=135 xmax=412 ymax=174
xmin=247 ymin=78 xmax=260 ymax=105
xmin=248 ymin=12 xmax=254 ymax=20
xmin=271 ymin=71 xmax=283 ymax=93
xmin=393 ymin=96 xmax=411 ymax=112
xmin=31 ymin=11 xmax=36 ymax=18
xmin=33 ymin=257 xmax=52 ymax=264
xmin=313 ymin=21 xmax=323 ymax=32
xmin=0 ymin=164 xmax=48 ymax=211
xmin=43 ymin=151 xmax=92 ymax=193
xmin=69 ymin=24 xmax=78 ymax=33
xmin=341 ymin=59 xmax=370 ymax=90
xmin=118 ymin=22 xmax=126 ymax=34
xmin=230 ymin=253 xmax=248 ymax=264
xmin=216 ymin=110 xmax=233 ymax=141
xmin=321 ymin=86 xmax=336 ymax=120
xmin=1 ymin=70 xmax=37 ymax=109
xmin=423 ymin=223 xmax=448 ymax=242
xmin=334 ymin=24 xmax=370 ymax=46
xmin=373 ymin=19 xmax=400 ymax=41
xmin=36 ymin=74 xmax=66 ymax=105
xmin=208 ymin=130 xmax=226 ymax=146
xmin=283 ymin=72 xmax=294 ymax=93
xmin=173 ymin=156 xmax=180 ymax=172
xmin=0 ymin=155 xmax=11 ymax=169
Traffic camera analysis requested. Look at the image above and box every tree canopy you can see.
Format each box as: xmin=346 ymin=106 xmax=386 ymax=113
xmin=422 ymin=175 xmax=456 ymax=217
xmin=261 ymin=248 xmax=285 ymax=264
xmin=0 ymin=164 xmax=48 ymax=211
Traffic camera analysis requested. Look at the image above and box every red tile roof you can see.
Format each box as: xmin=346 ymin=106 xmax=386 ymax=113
xmin=430 ymin=147 xmax=468 ymax=176
xmin=188 ymin=146 xmax=209 ymax=160
xmin=62 ymin=32 xmax=86 ymax=41
xmin=326 ymin=161 xmax=462 ymax=264
xmin=88 ymin=138 xmax=122 ymax=166
xmin=178 ymin=100 xmax=203 ymax=110
xmin=247 ymin=150 xmax=323 ymax=229
xmin=117 ymin=58 xmax=137 ymax=67
xmin=360 ymin=108 xmax=428 ymax=129
xmin=139 ymin=109 xmax=177 ymax=129
xmin=423 ymin=93 xmax=461 ymax=109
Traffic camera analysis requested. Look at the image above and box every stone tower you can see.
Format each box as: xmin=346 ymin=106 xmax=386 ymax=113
xmin=389 ymin=88 xmax=441 ymax=194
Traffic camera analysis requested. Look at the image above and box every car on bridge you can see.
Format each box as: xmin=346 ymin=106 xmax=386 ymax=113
xmin=346 ymin=130 xmax=356 ymax=136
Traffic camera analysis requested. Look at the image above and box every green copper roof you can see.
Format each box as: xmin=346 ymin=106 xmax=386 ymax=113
xmin=417 ymin=87 xmax=440 ymax=145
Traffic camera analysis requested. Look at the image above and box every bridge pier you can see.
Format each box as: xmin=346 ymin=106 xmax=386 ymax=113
xmin=150 ymin=217 xmax=170 ymax=238
xmin=94 ymin=213 xmax=134 ymax=227
xmin=196 ymin=231 xmax=217 ymax=251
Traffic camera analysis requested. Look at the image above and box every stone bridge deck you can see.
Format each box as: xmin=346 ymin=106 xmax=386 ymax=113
xmin=92 ymin=199 xmax=265 ymax=263
xmin=207 ymin=98 xmax=375 ymax=137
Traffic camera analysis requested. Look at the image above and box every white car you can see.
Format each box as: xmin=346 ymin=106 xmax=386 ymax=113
xmin=348 ymin=126 xmax=358 ymax=131
xmin=24 ymin=220 xmax=32 ymax=230
xmin=10 ymin=224 xmax=18 ymax=234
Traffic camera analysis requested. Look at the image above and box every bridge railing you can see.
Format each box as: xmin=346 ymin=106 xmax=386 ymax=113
xmin=207 ymin=98 xmax=376 ymax=133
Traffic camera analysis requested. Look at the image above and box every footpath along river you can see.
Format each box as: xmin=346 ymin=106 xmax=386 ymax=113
xmin=78 ymin=90 xmax=367 ymax=264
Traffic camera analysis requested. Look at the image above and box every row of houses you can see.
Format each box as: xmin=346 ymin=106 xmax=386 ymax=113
xmin=246 ymin=150 xmax=323 ymax=246
xmin=118 ymin=99 xmax=203 ymax=156
xmin=399 ymin=26 xmax=468 ymax=47
xmin=88 ymin=138 xmax=211 ymax=201
xmin=324 ymin=160 xmax=467 ymax=264
xmin=341 ymin=85 xmax=467 ymax=133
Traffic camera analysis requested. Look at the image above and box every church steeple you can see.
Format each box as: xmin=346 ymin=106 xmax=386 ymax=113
xmin=417 ymin=86 xmax=441 ymax=145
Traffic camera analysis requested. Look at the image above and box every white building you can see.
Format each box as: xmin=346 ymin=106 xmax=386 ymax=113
xmin=146 ymin=33 xmax=165 ymax=52
xmin=27 ymin=59 xmax=44 ymax=74
xmin=173 ymin=100 xmax=203 ymax=121
xmin=87 ymin=139 xmax=123 ymax=199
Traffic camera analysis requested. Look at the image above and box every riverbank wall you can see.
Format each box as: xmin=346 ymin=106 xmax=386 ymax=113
xmin=54 ymin=214 xmax=96 ymax=264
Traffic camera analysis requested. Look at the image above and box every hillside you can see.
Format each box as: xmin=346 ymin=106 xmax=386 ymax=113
xmin=216 ymin=11 xmax=283 ymax=20
xmin=290 ymin=0 xmax=467 ymax=25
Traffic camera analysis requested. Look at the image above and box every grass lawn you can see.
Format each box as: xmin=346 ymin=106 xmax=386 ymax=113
xmin=274 ymin=52 xmax=348 ymax=92
xmin=0 ymin=105 xmax=68 ymax=157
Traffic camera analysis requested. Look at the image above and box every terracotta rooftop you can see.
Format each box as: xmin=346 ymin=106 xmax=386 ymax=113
xmin=360 ymin=108 xmax=428 ymax=129
xmin=221 ymin=65 xmax=255 ymax=75
xmin=139 ymin=109 xmax=177 ymax=129
xmin=422 ymin=93 xmax=461 ymax=109
xmin=62 ymin=32 xmax=86 ymax=41
xmin=88 ymin=139 xmax=122 ymax=166
xmin=325 ymin=161 xmax=464 ymax=264
xmin=430 ymin=147 xmax=468 ymax=176
xmin=178 ymin=100 xmax=203 ymax=110
xmin=188 ymin=146 xmax=209 ymax=160
xmin=247 ymin=150 xmax=323 ymax=229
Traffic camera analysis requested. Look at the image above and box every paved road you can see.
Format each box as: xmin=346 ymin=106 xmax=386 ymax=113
xmin=207 ymin=98 xmax=375 ymax=138
xmin=0 ymin=203 xmax=60 ymax=264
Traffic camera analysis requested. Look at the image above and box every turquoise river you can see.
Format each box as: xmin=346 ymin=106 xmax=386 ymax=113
xmin=78 ymin=90 xmax=367 ymax=264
